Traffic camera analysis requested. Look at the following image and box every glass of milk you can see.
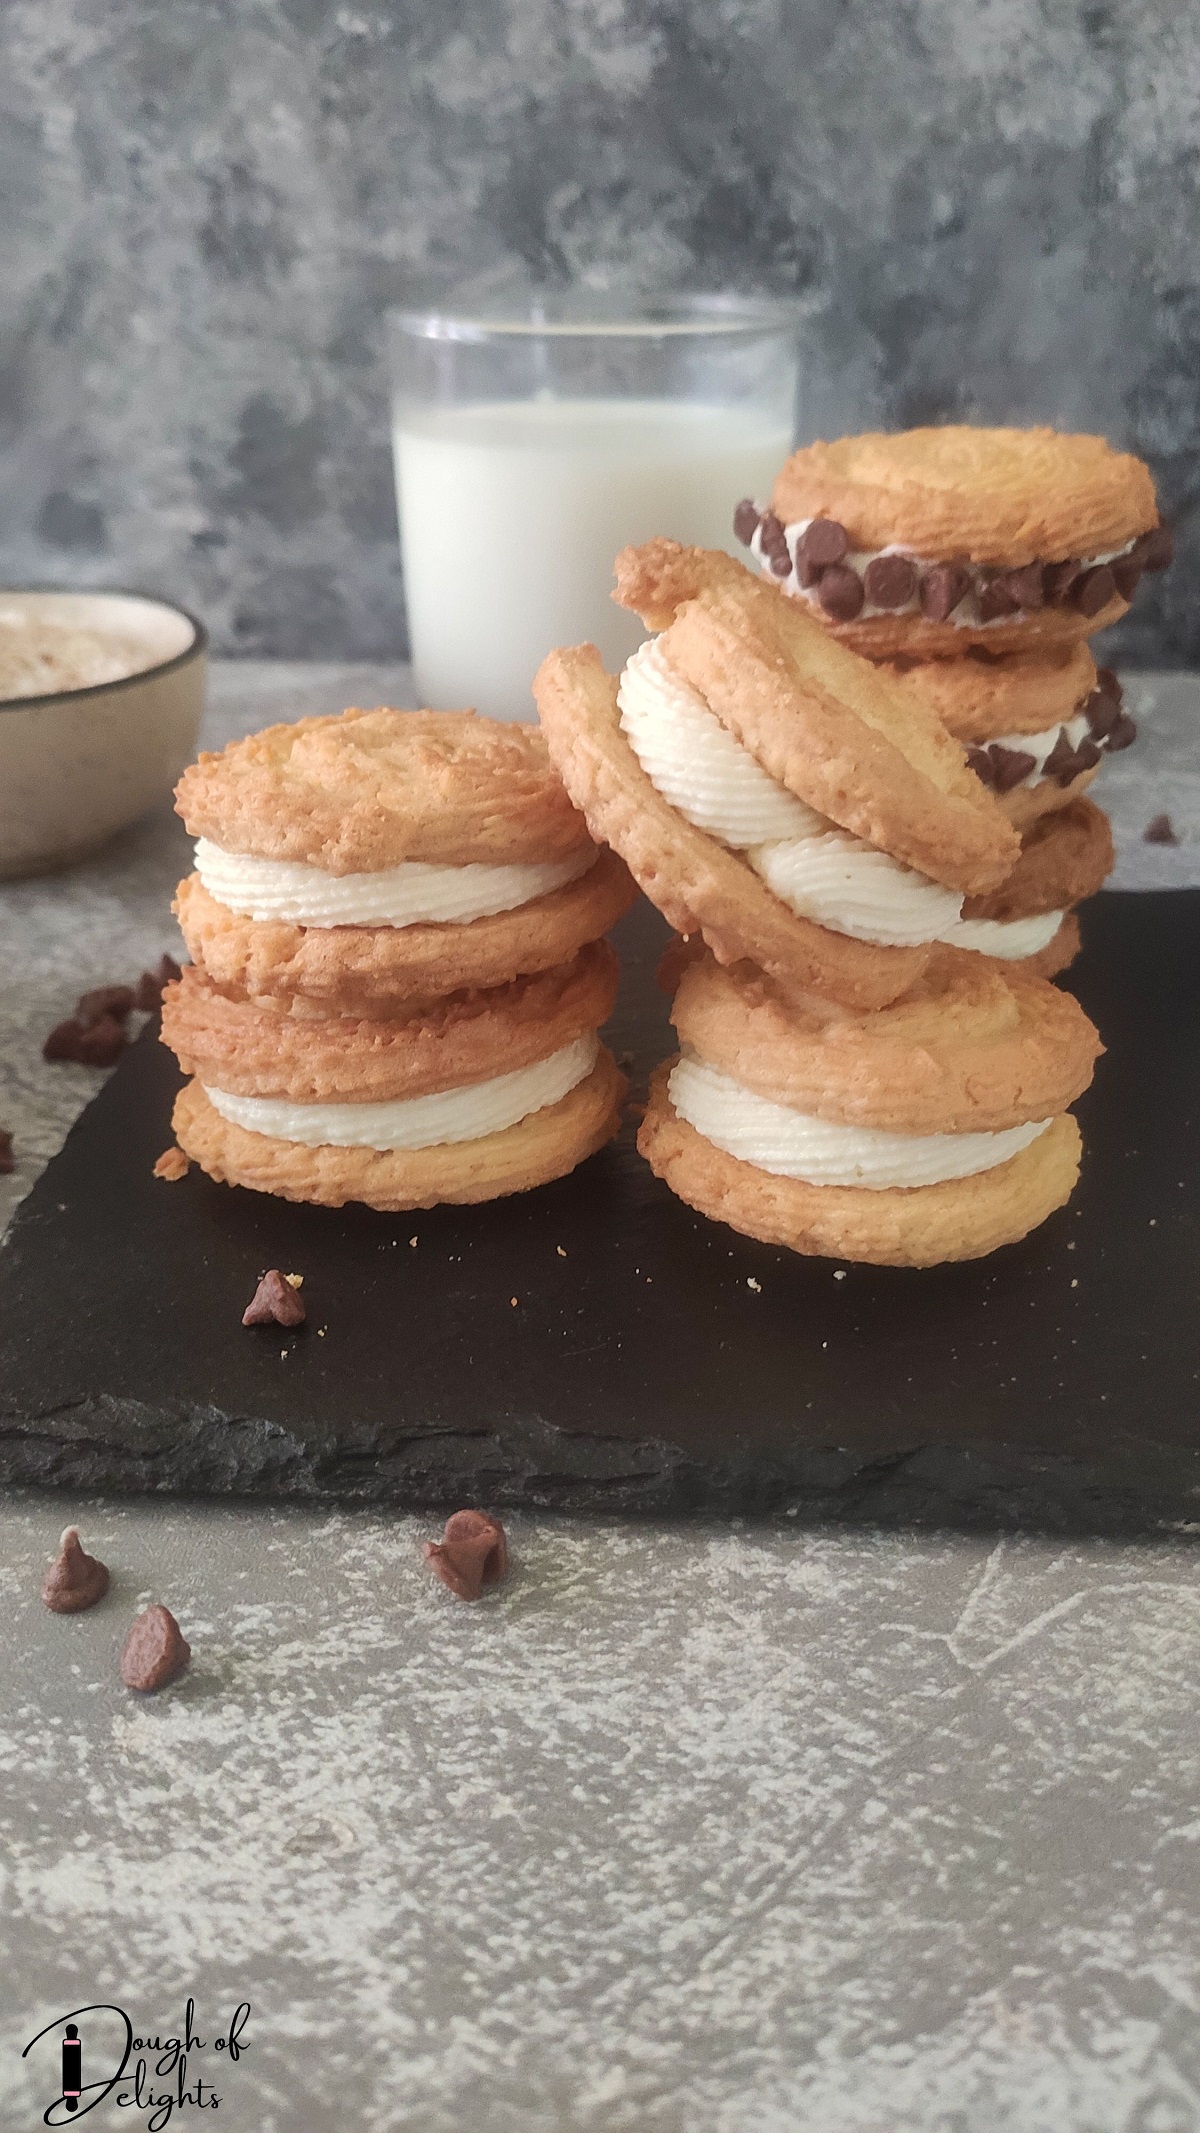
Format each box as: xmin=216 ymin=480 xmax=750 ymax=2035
xmin=390 ymin=292 xmax=800 ymax=720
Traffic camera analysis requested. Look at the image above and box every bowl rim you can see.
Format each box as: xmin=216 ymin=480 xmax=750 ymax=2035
xmin=0 ymin=586 xmax=208 ymax=713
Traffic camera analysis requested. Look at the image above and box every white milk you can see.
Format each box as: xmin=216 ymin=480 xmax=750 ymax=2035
xmin=394 ymin=397 xmax=792 ymax=720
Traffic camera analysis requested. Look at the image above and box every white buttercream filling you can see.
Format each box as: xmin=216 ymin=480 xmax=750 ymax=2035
xmin=945 ymin=909 xmax=1064 ymax=959
xmin=749 ymin=834 xmax=963 ymax=947
xmin=669 ymin=1054 xmax=1051 ymax=1188
xmin=194 ymin=837 xmax=595 ymax=928
xmin=751 ymin=517 xmax=1136 ymax=631
xmin=204 ymin=1035 xmax=599 ymax=1150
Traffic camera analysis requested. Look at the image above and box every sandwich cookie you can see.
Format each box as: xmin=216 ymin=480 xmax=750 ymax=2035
xmin=734 ymin=426 xmax=1169 ymax=657
xmin=535 ymin=544 xmax=1020 ymax=1015
xmin=174 ymin=707 xmax=636 ymax=1012
xmin=166 ymin=945 xmax=626 ymax=1210
xmin=639 ymin=946 xmax=1102 ymax=1266
xmin=886 ymin=646 xmax=1135 ymax=828
xmin=952 ymin=797 xmax=1113 ymax=979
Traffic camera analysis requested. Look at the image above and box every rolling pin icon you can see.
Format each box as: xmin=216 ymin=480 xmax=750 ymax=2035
xmin=62 ymin=2023 xmax=81 ymax=2112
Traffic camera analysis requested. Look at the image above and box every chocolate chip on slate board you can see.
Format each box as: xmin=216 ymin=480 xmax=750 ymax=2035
xmin=423 ymin=1510 xmax=510 ymax=1601
xmin=41 ymin=1526 xmax=110 ymax=1613
xmin=75 ymin=984 xmax=135 ymax=1028
xmin=242 ymin=1268 xmax=306 ymax=1328
xmin=133 ymin=955 xmax=183 ymax=1012
xmin=1144 ymin=813 xmax=1179 ymax=845
xmin=0 ymin=1127 xmax=13 ymax=1175
xmin=43 ymin=1014 xmax=127 ymax=1067
xmin=732 ymin=499 xmax=760 ymax=546
xmin=120 ymin=1605 xmax=190 ymax=1692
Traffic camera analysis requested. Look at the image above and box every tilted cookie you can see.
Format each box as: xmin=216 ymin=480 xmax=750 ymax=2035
xmin=886 ymin=647 xmax=1136 ymax=826
xmin=731 ymin=426 xmax=1169 ymax=656
xmin=639 ymin=946 xmax=1100 ymax=1266
xmin=538 ymin=546 xmax=1020 ymax=1012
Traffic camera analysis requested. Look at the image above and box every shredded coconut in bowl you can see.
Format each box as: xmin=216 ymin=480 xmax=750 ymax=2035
xmin=0 ymin=612 xmax=165 ymax=700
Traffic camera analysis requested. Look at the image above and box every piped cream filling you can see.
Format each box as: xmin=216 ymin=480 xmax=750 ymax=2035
xmin=946 ymin=910 xmax=1064 ymax=959
xmin=194 ymin=837 xmax=595 ymax=928
xmin=669 ymin=1053 xmax=1052 ymax=1189
xmin=205 ymin=1035 xmax=599 ymax=1150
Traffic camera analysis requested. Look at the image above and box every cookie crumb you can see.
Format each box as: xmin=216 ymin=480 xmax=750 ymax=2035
xmin=283 ymin=1271 xmax=304 ymax=1289
xmin=833 ymin=1269 xmax=847 ymax=1281
xmin=746 ymin=1277 xmax=761 ymax=1293
xmin=510 ymin=1295 xmax=518 ymax=1307
xmin=40 ymin=1526 xmax=110 ymax=1613
xmin=1144 ymin=813 xmax=1179 ymax=845
xmin=423 ymin=1510 xmax=509 ymax=1601
xmin=120 ymin=1604 xmax=190 ymax=1692
xmin=556 ymin=1246 xmax=567 ymax=1258
xmin=0 ymin=1127 xmax=13 ymax=1174
xmin=153 ymin=1146 xmax=189 ymax=1181
xmin=409 ymin=1236 xmax=418 ymax=1247
xmin=242 ymin=1268 xmax=306 ymax=1328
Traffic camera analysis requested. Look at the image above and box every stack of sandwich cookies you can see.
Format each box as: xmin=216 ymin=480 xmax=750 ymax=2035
xmin=535 ymin=544 xmax=1022 ymax=1014
xmin=639 ymin=947 xmax=1102 ymax=1266
xmin=165 ymin=709 xmax=634 ymax=1210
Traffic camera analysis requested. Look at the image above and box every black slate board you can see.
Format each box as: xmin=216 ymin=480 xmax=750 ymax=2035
xmin=1 ymin=892 xmax=1197 ymax=1532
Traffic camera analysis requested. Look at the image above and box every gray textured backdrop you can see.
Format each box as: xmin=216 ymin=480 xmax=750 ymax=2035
xmin=1 ymin=0 xmax=1196 ymax=661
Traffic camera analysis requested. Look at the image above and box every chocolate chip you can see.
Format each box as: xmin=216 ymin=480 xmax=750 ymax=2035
xmin=120 ymin=1604 xmax=190 ymax=1692
xmin=1074 ymin=737 xmax=1103 ymax=773
xmin=797 ymin=518 xmax=849 ymax=568
xmin=1144 ymin=813 xmax=1179 ymax=845
xmin=1105 ymin=710 xmax=1138 ymax=752
xmin=1005 ymin=563 xmax=1045 ymax=612
xmin=920 ymin=564 xmax=971 ymax=622
xmin=43 ymin=1013 xmax=127 ymax=1067
xmin=75 ymin=984 xmax=135 ymax=1028
xmin=987 ymin=744 xmax=1038 ymax=794
xmin=1043 ymin=727 xmax=1086 ymax=786
xmin=733 ymin=499 xmax=760 ymax=547
xmin=1136 ymin=522 xmax=1174 ymax=573
xmin=863 ymin=554 xmax=918 ymax=609
xmin=1042 ymin=560 xmax=1083 ymax=606
xmin=1083 ymin=685 xmax=1119 ymax=740
xmin=977 ymin=572 xmax=1021 ymax=622
xmin=757 ymin=511 xmax=792 ymax=576
xmin=1110 ymin=555 xmax=1143 ymax=600
xmin=796 ymin=554 xmax=823 ymax=589
xmin=0 ymin=1127 xmax=12 ymax=1174
xmin=965 ymin=746 xmax=997 ymax=788
xmin=1094 ymin=665 xmax=1122 ymax=702
xmin=1072 ymin=564 xmax=1117 ymax=616
xmin=40 ymin=1525 xmax=110 ymax=1613
xmin=423 ymin=1510 xmax=509 ymax=1601
xmin=133 ymin=955 xmax=183 ymax=1012
xmin=242 ymin=1268 xmax=306 ymax=1328
xmin=816 ymin=564 xmax=865 ymax=621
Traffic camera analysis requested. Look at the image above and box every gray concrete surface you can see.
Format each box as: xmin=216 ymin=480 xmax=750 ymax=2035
xmin=1 ymin=663 xmax=1199 ymax=2130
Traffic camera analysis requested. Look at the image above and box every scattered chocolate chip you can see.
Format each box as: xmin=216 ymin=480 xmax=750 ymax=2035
xmin=133 ymin=955 xmax=183 ymax=1012
xmin=75 ymin=984 xmax=135 ymax=1028
xmin=1110 ymin=555 xmax=1143 ymax=600
xmin=40 ymin=1525 xmax=110 ymax=1613
xmin=423 ymin=1510 xmax=509 ymax=1601
xmin=965 ymin=745 xmax=997 ymax=788
xmin=1042 ymin=559 xmax=1083 ymax=606
xmin=43 ymin=1014 xmax=127 ymax=1067
xmin=0 ymin=1127 xmax=12 ymax=1174
xmin=1005 ymin=562 xmax=1045 ymax=612
xmin=863 ymin=554 xmax=918 ymax=609
xmin=733 ymin=499 xmax=760 ymax=546
xmin=1072 ymin=563 xmax=1117 ymax=616
xmin=987 ymin=744 xmax=1039 ymax=794
xmin=757 ymin=511 xmax=792 ymax=576
xmin=1144 ymin=813 xmax=1179 ymax=845
xmin=1105 ymin=710 xmax=1138 ymax=752
xmin=797 ymin=518 xmax=849 ymax=568
xmin=1043 ymin=727 xmax=1086 ymax=786
xmin=920 ymin=563 xmax=971 ymax=622
xmin=153 ymin=1146 xmax=189 ymax=1181
xmin=120 ymin=1604 xmax=190 ymax=1692
xmin=816 ymin=563 xmax=865 ymax=621
xmin=242 ymin=1268 xmax=306 ymax=1328
xmin=1136 ymin=522 xmax=1174 ymax=573
xmin=976 ymin=572 xmax=1021 ymax=622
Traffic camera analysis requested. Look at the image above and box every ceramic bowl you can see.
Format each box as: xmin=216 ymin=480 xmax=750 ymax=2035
xmin=0 ymin=589 xmax=207 ymax=878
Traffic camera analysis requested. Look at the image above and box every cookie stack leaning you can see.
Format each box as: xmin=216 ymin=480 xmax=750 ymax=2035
xmin=534 ymin=544 xmax=1104 ymax=1264
xmin=734 ymin=425 xmax=1172 ymax=977
xmin=162 ymin=708 xmax=635 ymax=1210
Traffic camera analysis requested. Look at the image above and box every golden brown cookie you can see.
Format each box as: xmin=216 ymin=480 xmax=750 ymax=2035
xmin=1016 ymin=911 xmax=1081 ymax=980
xmin=886 ymin=643 xmax=1097 ymax=742
xmin=667 ymin=945 xmax=1100 ymax=1136
xmin=611 ymin=545 xmax=1018 ymax=895
xmin=173 ymin=1049 xmax=627 ymax=1211
xmin=534 ymin=640 xmax=933 ymax=1013
xmin=732 ymin=427 xmax=1166 ymax=657
xmin=161 ymin=941 xmax=619 ymax=1103
xmin=175 ymin=849 xmax=636 ymax=1015
xmin=176 ymin=707 xmax=591 ymax=870
xmin=639 ymin=1066 xmax=1083 ymax=1268
xmin=961 ymin=799 xmax=1113 ymax=924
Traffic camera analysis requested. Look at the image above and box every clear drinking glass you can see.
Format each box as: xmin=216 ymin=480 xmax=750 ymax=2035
xmin=390 ymin=292 xmax=801 ymax=721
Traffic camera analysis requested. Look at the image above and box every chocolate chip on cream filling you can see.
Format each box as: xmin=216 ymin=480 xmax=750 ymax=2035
xmin=617 ymin=637 xmax=1041 ymax=956
xmin=669 ymin=1052 xmax=1053 ymax=1189
xmin=965 ymin=668 xmax=1136 ymax=795
xmin=205 ymin=1034 xmax=599 ymax=1150
xmin=193 ymin=837 xmax=597 ymax=928
xmin=735 ymin=501 xmax=1173 ymax=627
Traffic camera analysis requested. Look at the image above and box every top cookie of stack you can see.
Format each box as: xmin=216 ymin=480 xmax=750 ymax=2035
xmin=164 ymin=707 xmax=635 ymax=1210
